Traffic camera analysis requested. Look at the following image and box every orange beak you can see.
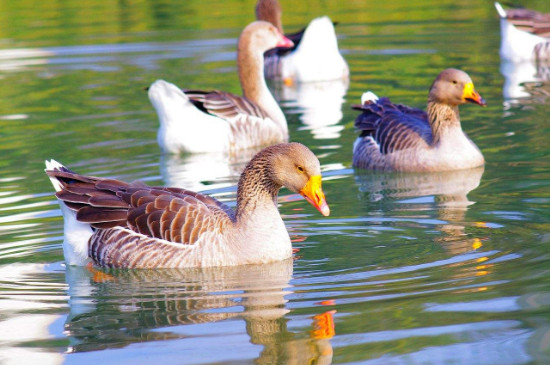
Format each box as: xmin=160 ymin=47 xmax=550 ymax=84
xmin=463 ymin=82 xmax=486 ymax=106
xmin=276 ymin=34 xmax=294 ymax=49
xmin=299 ymin=175 xmax=330 ymax=217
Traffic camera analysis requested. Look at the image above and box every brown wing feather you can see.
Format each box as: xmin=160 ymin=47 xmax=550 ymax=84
xmin=505 ymin=7 xmax=550 ymax=38
xmin=125 ymin=193 xmax=221 ymax=245
xmin=46 ymin=166 xmax=235 ymax=244
xmin=184 ymin=90 xmax=269 ymax=123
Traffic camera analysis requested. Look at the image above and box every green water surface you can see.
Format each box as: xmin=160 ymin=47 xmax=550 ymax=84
xmin=1 ymin=0 xmax=550 ymax=364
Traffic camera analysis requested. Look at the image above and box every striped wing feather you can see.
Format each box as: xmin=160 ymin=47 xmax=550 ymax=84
xmin=46 ymin=166 xmax=235 ymax=245
xmin=505 ymin=7 xmax=550 ymax=37
xmin=184 ymin=90 xmax=269 ymax=123
xmin=353 ymin=97 xmax=432 ymax=155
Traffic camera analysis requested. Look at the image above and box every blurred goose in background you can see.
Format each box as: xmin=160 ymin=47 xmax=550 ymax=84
xmin=45 ymin=143 xmax=330 ymax=268
xmin=352 ymin=68 xmax=486 ymax=172
xmin=255 ymin=0 xmax=349 ymax=83
xmin=495 ymin=2 xmax=550 ymax=61
xmin=148 ymin=21 xmax=293 ymax=154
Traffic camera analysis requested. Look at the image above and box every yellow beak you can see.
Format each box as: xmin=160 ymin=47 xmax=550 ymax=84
xmin=299 ymin=175 xmax=330 ymax=217
xmin=463 ymin=82 xmax=486 ymax=106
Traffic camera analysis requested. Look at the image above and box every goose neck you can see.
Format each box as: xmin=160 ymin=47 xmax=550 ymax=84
xmin=235 ymin=156 xmax=281 ymax=221
xmin=256 ymin=0 xmax=284 ymax=33
xmin=426 ymin=101 xmax=461 ymax=145
xmin=237 ymin=37 xmax=287 ymax=133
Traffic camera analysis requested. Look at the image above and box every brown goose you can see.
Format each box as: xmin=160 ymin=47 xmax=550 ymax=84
xmin=148 ymin=21 xmax=293 ymax=154
xmin=255 ymin=0 xmax=348 ymax=83
xmin=352 ymin=68 xmax=486 ymax=172
xmin=45 ymin=143 xmax=330 ymax=268
xmin=495 ymin=2 xmax=550 ymax=61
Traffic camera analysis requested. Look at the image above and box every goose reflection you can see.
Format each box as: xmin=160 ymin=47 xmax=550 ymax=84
xmin=500 ymin=59 xmax=550 ymax=104
xmin=270 ymin=78 xmax=348 ymax=140
xmin=64 ymin=260 xmax=335 ymax=363
xmin=159 ymin=147 xmax=262 ymax=190
xmin=355 ymin=167 xmax=484 ymax=255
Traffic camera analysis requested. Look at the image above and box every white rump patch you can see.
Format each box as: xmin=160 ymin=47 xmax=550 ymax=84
xmin=361 ymin=91 xmax=379 ymax=104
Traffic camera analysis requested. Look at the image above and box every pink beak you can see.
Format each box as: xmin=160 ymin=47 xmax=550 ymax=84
xmin=276 ymin=35 xmax=294 ymax=49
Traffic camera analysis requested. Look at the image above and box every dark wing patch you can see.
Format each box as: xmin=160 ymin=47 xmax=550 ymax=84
xmin=184 ymin=90 xmax=269 ymax=122
xmin=125 ymin=192 xmax=225 ymax=245
xmin=353 ymin=97 xmax=432 ymax=154
xmin=46 ymin=166 xmax=235 ymax=245
xmin=264 ymin=27 xmax=304 ymax=58
xmin=505 ymin=7 xmax=550 ymax=37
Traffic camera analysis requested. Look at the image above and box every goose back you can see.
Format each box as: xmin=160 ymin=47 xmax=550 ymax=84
xmin=496 ymin=2 xmax=550 ymax=61
xmin=353 ymin=98 xmax=432 ymax=154
xmin=46 ymin=165 xmax=236 ymax=268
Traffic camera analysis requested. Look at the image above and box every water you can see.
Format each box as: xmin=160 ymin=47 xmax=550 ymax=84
xmin=1 ymin=0 xmax=550 ymax=363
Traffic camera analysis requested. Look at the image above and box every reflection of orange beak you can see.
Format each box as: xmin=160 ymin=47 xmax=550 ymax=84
xmin=311 ymin=310 xmax=336 ymax=340
xmin=276 ymin=34 xmax=294 ymax=48
xmin=463 ymin=82 xmax=486 ymax=106
xmin=300 ymin=175 xmax=330 ymax=217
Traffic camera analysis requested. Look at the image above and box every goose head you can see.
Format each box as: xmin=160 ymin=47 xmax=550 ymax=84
xmin=429 ymin=68 xmax=486 ymax=107
xmin=269 ymin=143 xmax=330 ymax=216
xmin=239 ymin=20 xmax=293 ymax=55
xmin=255 ymin=0 xmax=283 ymax=33
xmin=240 ymin=143 xmax=330 ymax=217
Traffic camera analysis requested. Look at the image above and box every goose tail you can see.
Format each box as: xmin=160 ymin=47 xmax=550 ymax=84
xmin=45 ymin=160 xmax=92 ymax=266
xmin=494 ymin=3 xmax=507 ymax=19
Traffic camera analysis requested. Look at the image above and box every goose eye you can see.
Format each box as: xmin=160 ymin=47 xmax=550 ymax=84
xmin=452 ymin=80 xmax=457 ymax=84
xmin=296 ymin=165 xmax=304 ymax=173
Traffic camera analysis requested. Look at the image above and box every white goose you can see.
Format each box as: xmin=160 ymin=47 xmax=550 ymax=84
xmin=148 ymin=21 xmax=293 ymax=154
xmin=45 ymin=143 xmax=330 ymax=268
xmin=495 ymin=2 xmax=550 ymax=62
xmin=255 ymin=0 xmax=349 ymax=83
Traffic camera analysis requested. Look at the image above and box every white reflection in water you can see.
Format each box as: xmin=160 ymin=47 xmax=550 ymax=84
xmin=500 ymin=59 xmax=550 ymax=104
xmin=0 ymin=39 xmax=236 ymax=72
xmin=0 ymin=263 xmax=66 ymax=364
xmin=273 ymin=78 xmax=348 ymax=140
xmin=425 ymin=296 xmax=521 ymax=312
xmin=158 ymin=147 xmax=261 ymax=192
xmin=334 ymin=323 xmax=531 ymax=365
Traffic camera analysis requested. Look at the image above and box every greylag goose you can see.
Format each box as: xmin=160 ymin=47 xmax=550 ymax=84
xmin=255 ymin=0 xmax=348 ymax=83
xmin=495 ymin=2 xmax=550 ymax=61
xmin=352 ymin=69 xmax=486 ymax=172
xmin=45 ymin=143 xmax=330 ymax=268
xmin=148 ymin=21 xmax=293 ymax=154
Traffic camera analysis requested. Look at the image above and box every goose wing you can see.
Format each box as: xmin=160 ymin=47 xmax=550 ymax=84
xmin=184 ymin=89 xmax=269 ymax=123
xmin=46 ymin=165 xmax=235 ymax=249
xmin=503 ymin=6 xmax=550 ymax=38
xmin=352 ymin=97 xmax=432 ymax=154
xmin=184 ymin=89 xmax=286 ymax=149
